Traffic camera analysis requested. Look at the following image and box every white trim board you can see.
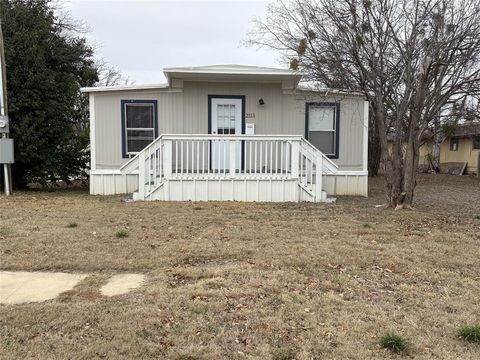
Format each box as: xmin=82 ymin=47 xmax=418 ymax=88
xmin=89 ymin=93 xmax=96 ymax=170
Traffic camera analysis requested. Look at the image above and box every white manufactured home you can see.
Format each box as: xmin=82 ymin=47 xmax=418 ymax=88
xmin=81 ymin=65 xmax=368 ymax=202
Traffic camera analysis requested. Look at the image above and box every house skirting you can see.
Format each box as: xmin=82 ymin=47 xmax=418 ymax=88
xmin=89 ymin=170 xmax=368 ymax=198
xmin=89 ymin=170 xmax=139 ymax=195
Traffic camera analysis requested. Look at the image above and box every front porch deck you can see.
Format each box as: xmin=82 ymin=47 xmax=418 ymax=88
xmin=120 ymin=134 xmax=337 ymax=202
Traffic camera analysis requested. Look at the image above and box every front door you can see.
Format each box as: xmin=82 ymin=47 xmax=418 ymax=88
xmin=210 ymin=97 xmax=243 ymax=172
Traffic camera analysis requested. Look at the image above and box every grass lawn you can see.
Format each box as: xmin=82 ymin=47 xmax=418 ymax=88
xmin=1 ymin=174 xmax=480 ymax=359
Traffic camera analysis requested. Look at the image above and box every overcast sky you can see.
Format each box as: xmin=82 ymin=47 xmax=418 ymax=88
xmin=62 ymin=0 xmax=280 ymax=84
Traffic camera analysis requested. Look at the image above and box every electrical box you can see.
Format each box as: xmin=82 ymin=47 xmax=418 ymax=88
xmin=245 ymin=123 xmax=255 ymax=135
xmin=0 ymin=115 xmax=9 ymax=133
xmin=0 ymin=138 xmax=14 ymax=163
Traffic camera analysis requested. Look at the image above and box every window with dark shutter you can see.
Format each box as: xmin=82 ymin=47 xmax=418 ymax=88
xmin=306 ymin=103 xmax=339 ymax=158
xmin=121 ymin=100 xmax=158 ymax=157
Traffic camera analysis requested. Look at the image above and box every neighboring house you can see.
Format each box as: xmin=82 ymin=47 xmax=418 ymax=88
xmin=81 ymin=65 xmax=368 ymax=202
xmin=387 ymin=123 xmax=480 ymax=174
xmin=440 ymin=123 xmax=480 ymax=174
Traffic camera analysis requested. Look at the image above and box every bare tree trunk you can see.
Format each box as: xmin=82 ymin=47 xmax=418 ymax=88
xmin=374 ymin=99 xmax=402 ymax=207
xmin=402 ymin=126 xmax=420 ymax=208
xmin=431 ymin=116 xmax=442 ymax=172
xmin=368 ymin=112 xmax=381 ymax=176
xmin=431 ymin=139 xmax=441 ymax=172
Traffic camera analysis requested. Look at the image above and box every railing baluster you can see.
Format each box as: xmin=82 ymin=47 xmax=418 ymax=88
xmin=180 ymin=141 xmax=184 ymax=177
xmin=207 ymin=140 xmax=211 ymax=176
xmin=265 ymin=141 xmax=268 ymax=177
xmin=201 ymin=140 xmax=205 ymax=178
xmin=270 ymin=140 xmax=273 ymax=176
xmin=254 ymin=141 xmax=257 ymax=176
xmin=153 ymin=147 xmax=157 ymax=187
xmin=280 ymin=141 xmax=284 ymax=177
xmin=259 ymin=141 xmax=262 ymax=176
xmin=196 ymin=140 xmax=199 ymax=176
xmin=274 ymin=141 xmax=278 ymax=177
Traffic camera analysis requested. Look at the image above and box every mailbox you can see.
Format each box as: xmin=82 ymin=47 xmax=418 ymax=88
xmin=245 ymin=123 xmax=255 ymax=135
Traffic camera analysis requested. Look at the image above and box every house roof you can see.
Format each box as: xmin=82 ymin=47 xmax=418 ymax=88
xmin=163 ymin=64 xmax=303 ymax=84
xmin=452 ymin=123 xmax=480 ymax=137
xmin=163 ymin=64 xmax=300 ymax=76
xmin=81 ymin=64 xmax=303 ymax=93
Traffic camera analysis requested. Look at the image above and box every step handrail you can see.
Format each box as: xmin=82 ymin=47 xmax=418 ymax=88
xmin=300 ymin=138 xmax=338 ymax=174
xmin=120 ymin=134 xmax=164 ymax=174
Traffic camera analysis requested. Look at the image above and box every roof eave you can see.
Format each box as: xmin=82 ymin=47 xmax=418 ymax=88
xmin=80 ymin=83 xmax=169 ymax=94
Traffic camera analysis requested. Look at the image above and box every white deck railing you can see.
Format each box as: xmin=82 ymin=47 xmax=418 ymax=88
xmin=120 ymin=134 xmax=338 ymax=201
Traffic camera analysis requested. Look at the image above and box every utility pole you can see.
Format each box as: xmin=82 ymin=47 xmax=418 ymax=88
xmin=0 ymin=17 xmax=13 ymax=195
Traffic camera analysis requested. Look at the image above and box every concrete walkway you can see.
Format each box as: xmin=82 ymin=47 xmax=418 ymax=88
xmin=0 ymin=271 xmax=88 ymax=305
xmin=100 ymin=274 xmax=145 ymax=297
xmin=0 ymin=271 xmax=146 ymax=304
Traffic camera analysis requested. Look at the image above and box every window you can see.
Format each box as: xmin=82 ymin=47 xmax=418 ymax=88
xmin=121 ymin=100 xmax=158 ymax=157
xmin=216 ymin=104 xmax=237 ymax=134
xmin=306 ymin=103 xmax=339 ymax=158
xmin=450 ymin=137 xmax=459 ymax=151
xmin=473 ymin=136 xmax=480 ymax=150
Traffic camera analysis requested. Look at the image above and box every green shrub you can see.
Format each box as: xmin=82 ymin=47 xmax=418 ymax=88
xmin=362 ymin=223 xmax=372 ymax=228
xmin=66 ymin=222 xmax=78 ymax=228
xmin=115 ymin=231 xmax=129 ymax=238
xmin=380 ymin=332 xmax=407 ymax=354
xmin=459 ymin=325 xmax=480 ymax=343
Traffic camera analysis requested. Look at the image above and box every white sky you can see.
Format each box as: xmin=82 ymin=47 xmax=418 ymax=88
xmin=62 ymin=0 xmax=280 ymax=84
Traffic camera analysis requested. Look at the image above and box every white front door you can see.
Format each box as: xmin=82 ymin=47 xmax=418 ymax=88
xmin=210 ymin=98 xmax=243 ymax=172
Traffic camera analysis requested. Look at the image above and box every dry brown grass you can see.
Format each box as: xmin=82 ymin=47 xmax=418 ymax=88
xmin=0 ymin=174 xmax=479 ymax=359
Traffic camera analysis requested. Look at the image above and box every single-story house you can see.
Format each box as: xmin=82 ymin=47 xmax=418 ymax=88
xmin=81 ymin=65 xmax=369 ymax=202
xmin=440 ymin=123 xmax=480 ymax=174
xmin=386 ymin=123 xmax=480 ymax=175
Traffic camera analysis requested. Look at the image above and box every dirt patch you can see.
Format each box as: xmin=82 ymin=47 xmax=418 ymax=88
xmin=0 ymin=174 xmax=479 ymax=359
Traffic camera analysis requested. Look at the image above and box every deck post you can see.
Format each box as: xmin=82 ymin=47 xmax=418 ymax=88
xmin=163 ymin=140 xmax=172 ymax=178
xmin=291 ymin=141 xmax=300 ymax=178
xmin=315 ymin=154 xmax=323 ymax=202
xmin=229 ymin=139 xmax=237 ymax=177
xmin=137 ymin=151 xmax=146 ymax=200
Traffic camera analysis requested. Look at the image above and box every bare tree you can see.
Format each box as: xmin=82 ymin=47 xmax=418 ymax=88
xmin=247 ymin=0 xmax=480 ymax=208
xmin=96 ymin=60 xmax=132 ymax=87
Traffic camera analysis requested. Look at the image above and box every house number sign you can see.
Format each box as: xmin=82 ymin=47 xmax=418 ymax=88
xmin=246 ymin=113 xmax=255 ymax=119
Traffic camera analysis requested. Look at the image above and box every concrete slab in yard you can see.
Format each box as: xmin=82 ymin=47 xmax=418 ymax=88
xmin=0 ymin=271 xmax=88 ymax=305
xmin=100 ymin=274 xmax=145 ymax=297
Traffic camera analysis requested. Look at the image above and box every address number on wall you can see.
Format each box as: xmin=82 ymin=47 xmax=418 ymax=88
xmin=246 ymin=113 xmax=256 ymax=119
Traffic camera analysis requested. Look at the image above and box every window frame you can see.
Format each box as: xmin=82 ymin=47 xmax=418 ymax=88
xmin=450 ymin=137 xmax=459 ymax=151
xmin=305 ymin=102 xmax=340 ymax=159
xmin=473 ymin=136 xmax=480 ymax=150
xmin=121 ymin=100 xmax=158 ymax=158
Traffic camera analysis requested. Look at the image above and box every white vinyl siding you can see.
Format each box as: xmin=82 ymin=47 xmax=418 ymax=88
xmin=92 ymin=82 xmax=365 ymax=170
